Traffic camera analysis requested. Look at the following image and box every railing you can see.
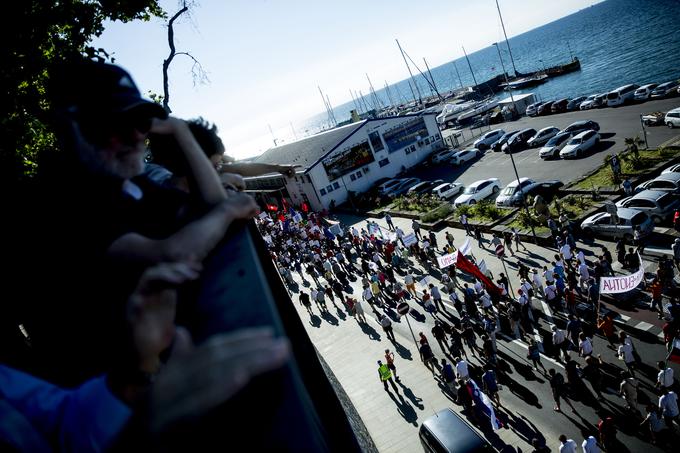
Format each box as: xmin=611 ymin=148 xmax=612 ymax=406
xmin=180 ymin=221 xmax=361 ymax=452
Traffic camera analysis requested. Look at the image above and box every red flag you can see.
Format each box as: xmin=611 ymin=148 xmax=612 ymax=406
xmin=454 ymin=252 xmax=502 ymax=297
xmin=301 ymin=202 xmax=309 ymax=213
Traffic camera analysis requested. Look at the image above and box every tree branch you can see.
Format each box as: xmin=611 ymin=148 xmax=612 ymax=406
xmin=162 ymin=4 xmax=189 ymax=113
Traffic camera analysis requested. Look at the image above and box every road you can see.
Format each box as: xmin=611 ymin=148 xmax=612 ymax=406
xmin=411 ymin=97 xmax=680 ymax=188
xmin=280 ymin=214 xmax=678 ymax=452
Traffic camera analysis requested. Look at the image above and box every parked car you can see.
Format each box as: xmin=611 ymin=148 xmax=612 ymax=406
xmin=651 ymin=81 xmax=680 ymax=99
xmin=567 ymin=96 xmax=587 ymax=110
xmin=634 ymin=83 xmax=658 ymax=101
xmin=408 ymin=179 xmax=444 ymax=195
xmin=419 ymin=408 xmax=493 ymax=453
xmin=551 ymin=98 xmax=569 ymax=113
xmin=450 ymin=148 xmax=482 ymax=165
xmin=473 ymin=129 xmax=505 ymax=150
xmin=579 ymin=94 xmax=599 ymax=110
xmin=616 ymin=190 xmax=680 ymax=225
xmin=431 ymin=149 xmax=457 ymax=164
xmin=635 ymin=172 xmax=680 ymax=194
xmin=454 ymin=178 xmax=500 ymax=206
xmin=377 ymin=178 xmax=405 ymax=196
xmin=523 ymin=180 xmax=564 ymax=203
xmin=526 ymin=102 xmax=541 ymax=117
xmin=539 ymin=132 xmax=573 ymax=159
xmin=593 ymin=93 xmax=608 ymax=108
xmin=495 ymin=177 xmax=539 ymax=207
xmin=386 ymin=177 xmax=422 ymax=197
xmin=527 ymin=126 xmax=560 ymax=147
xmin=502 ymin=128 xmax=536 ymax=154
xmin=491 ymin=131 xmax=515 ymax=152
xmin=537 ymin=101 xmax=555 ymax=116
xmin=563 ymin=120 xmax=600 ymax=134
xmin=559 ymin=130 xmax=600 ymax=159
xmin=661 ymin=163 xmax=680 ymax=175
xmin=606 ymin=84 xmax=639 ymax=107
xmin=665 ymin=107 xmax=680 ymax=128
xmin=581 ymin=208 xmax=654 ymax=240
xmin=432 ymin=182 xmax=464 ymax=200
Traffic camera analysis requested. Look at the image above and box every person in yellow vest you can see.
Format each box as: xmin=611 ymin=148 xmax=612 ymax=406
xmin=377 ymin=360 xmax=400 ymax=393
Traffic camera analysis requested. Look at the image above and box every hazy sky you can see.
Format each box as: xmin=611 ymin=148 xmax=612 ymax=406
xmin=94 ymin=0 xmax=602 ymax=159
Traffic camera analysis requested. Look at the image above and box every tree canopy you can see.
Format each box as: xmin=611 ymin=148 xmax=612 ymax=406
xmin=1 ymin=0 xmax=166 ymax=190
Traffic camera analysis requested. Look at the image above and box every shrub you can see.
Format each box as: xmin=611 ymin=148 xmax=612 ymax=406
xmin=421 ymin=204 xmax=453 ymax=223
xmin=473 ymin=200 xmax=502 ymax=219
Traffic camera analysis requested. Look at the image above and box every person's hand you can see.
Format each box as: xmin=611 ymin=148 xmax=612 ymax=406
xmin=221 ymin=192 xmax=259 ymax=220
xmin=277 ymin=164 xmax=300 ymax=178
xmin=149 ymin=327 xmax=290 ymax=433
xmin=149 ymin=116 xmax=189 ymax=136
xmin=220 ymin=172 xmax=246 ymax=191
xmin=127 ymin=261 xmax=202 ymax=372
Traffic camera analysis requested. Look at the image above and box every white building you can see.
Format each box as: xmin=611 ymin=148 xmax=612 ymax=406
xmin=245 ymin=113 xmax=444 ymax=211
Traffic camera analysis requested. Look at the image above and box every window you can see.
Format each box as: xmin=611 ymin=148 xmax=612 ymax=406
xmin=356 ymin=171 xmax=363 ymax=178
xmin=378 ymin=158 xmax=390 ymax=167
xmin=368 ymin=131 xmax=384 ymax=152
xmin=320 ymin=188 xmax=327 ymax=196
xmin=424 ymin=138 xmax=430 ymax=145
xmin=326 ymin=185 xmax=333 ymax=193
xmin=435 ymin=134 xmax=441 ymax=140
xmin=350 ymin=174 xmax=356 ymax=181
xmin=333 ymin=181 xmax=340 ymax=190
xmin=363 ymin=167 xmax=370 ymax=174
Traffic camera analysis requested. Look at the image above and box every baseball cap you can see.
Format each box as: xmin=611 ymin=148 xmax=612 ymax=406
xmin=50 ymin=59 xmax=167 ymax=120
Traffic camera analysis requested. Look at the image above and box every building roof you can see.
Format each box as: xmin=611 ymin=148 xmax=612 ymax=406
xmin=251 ymin=121 xmax=366 ymax=170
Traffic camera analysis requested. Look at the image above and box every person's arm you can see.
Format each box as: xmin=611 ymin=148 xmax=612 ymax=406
xmin=108 ymin=193 xmax=259 ymax=264
xmin=222 ymin=162 xmax=299 ymax=178
xmin=0 ymin=366 xmax=131 ymax=452
xmin=150 ymin=118 xmax=227 ymax=205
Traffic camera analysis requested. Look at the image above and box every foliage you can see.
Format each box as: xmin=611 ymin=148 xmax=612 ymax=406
xmin=393 ymin=193 xmax=444 ymax=213
xmin=453 ymin=200 xmax=503 ymax=222
xmin=421 ymin=204 xmax=454 ymax=223
xmin=1 ymin=1 xmax=165 ymax=189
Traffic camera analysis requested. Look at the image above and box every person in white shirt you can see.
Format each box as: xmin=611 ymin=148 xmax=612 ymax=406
xmin=455 ymin=357 xmax=469 ymax=379
xmin=581 ymin=435 xmax=600 ymax=453
xmin=543 ymin=265 xmax=555 ymax=285
xmin=362 ymin=286 xmax=373 ymax=304
xmin=531 ymin=269 xmax=544 ymax=298
xmin=479 ymin=291 xmax=492 ymax=313
xmin=474 ymin=279 xmax=483 ymax=295
xmin=659 ymin=389 xmax=679 ymax=428
xmin=617 ymin=337 xmax=636 ymax=376
xmin=578 ymin=262 xmax=590 ymax=292
xmin=579 ymin=333 xmax=593 ymax=357
xmin=656 ymin=362 xmax=674 ymax=390
xmin=558 ymin=434 xmax=577 ymax=453
xmin=575 ymin=248 xmax=586 ymax=265
xmin=552 ymin=326 xmax=568 ymax=360
xmin=560 ymin=243 xmax=572 ymax=263
xmin=517 ymin=289 xmax=528 ymax=306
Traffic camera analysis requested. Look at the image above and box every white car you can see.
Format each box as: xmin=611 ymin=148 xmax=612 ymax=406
xmin=666 ymin=107 xmax=680 ymax=128
xmin=527 ymin=126 xmax=560 ymax=148
xmin=473 ymin=129 xmax=505 ymax=150
xmin=495 ymin=178 xmax=539 ymax=207
xmin=559 ymin=130 xmax=600 ymax=159
xmin=539 ymin=132 xmax=573 ymax=159
xmin=454 ymin=178 xmax=501 ymax=206
xmin=634 ymin=83 xmax=658 ymax=101
xmin=579 ymin=94 xmax=598 ymax=110
xmin=581 ymin=208 xmax=654 ymax=240
xmin=661 ymin=163 xmax=680 ymax=175
xmin=431 ymin=149 xmax=457 ymax=164
xmin=377 ymin=178 xmax=405 ymax=196
xmin=449 ymin=148 xmax=481 ymax=165
xmin=431 ymin=182 xmax=464 ymax=200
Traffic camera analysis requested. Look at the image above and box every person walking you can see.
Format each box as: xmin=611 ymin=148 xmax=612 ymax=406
xmin=579 ymin=333 xmax=594 ymax=358
xmin=482 ymin=365 xmax=501 ymax=407
xmin=617 ymin=332 xmax=637 ymax=377
xmin=659 ymin=388 xmax=679 ymax=429
xmin=353 ymin=297 xmax=367 ymax=323
xmin=549 ymin=368 xmax=575 ymax=412
xmin=582 ymin=355 xmax=605 ymax=400
xmin=384 ymin=349 xmax=400 ymax=382
xmin=377 ymin=360 xmax=400 ymax=394
xmin=379 ymin=314 xmax=396 ymax=342
xmin=385 ymin=213 xmax=394 ymax=231
xmin=640 ymin=404 xmax=666 ymax=445
xmin=455 ymin=356 xmax=470 ymax=380
xmin=512 ymin=227 xmax=527 ymax=252
xmin=558 ymin=434 xmax=578 ymax=453
xmin=619 ymin=371 xmax=638 ymax=411
xmin=440 ymin=358 xmax=456 ymax=392
xmin=420 ymin=341 xmax=438 ymax=375
xmin=412 ymin=219 xmax=422 ymax=240
xmin=429 ymin=283 xmax=444 ymax=312
xmin=431 ymin=321 xmax=448 ymax=353
xmin=404 ymin=273 xmax=416 ymax=298
xmin=597 ymin=314 xmax=617 ymax=348
xmin=552 ymin=326 xmax=569 ymax=361
xmin=299 ymin=291 xmax=313 ymax=315
xmin=657 ymin=361 xmax=675 ymax=391
xmin=581 ymin=435 xmax=601 ymax=453
xmin=460 ymin=213 xmax=471 ymax=236
xmin=527 ymin=339 xmax=547 ymax=373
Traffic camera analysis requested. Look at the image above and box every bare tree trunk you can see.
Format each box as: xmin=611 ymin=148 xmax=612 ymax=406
xmin=162 ymin=4 xmax=188 ymax=113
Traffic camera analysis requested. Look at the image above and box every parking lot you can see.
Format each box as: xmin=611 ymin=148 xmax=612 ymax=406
xmin=413 ymin=97 xmax=680 ymax=188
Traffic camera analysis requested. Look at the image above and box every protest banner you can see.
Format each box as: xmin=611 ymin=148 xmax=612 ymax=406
xmin=437 ymin=252 xmax=457 ymax=269
xmin=403 ymin=233 xmax=417 ymax=247
xmin=600 ymin=264 xmax=644 ymax=294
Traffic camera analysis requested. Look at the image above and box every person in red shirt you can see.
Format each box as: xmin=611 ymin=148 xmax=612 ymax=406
xmin=597 ymin=314 xmax=617 ymax=348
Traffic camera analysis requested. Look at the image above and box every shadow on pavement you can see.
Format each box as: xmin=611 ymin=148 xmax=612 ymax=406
xmin=320 ymin=310 xmax=339 ymax=326
xmin=394 ymin=342 xmax=413 ymax=361
xmin=398 ymin=381 xmax=425 ymax=410
xmin=309 ymin=313 xmax=322 ymax=328
xmin=387 ymin=391 xmax=419 ymax=426
xmin=359 ymin=321 xmax=382 ymax=341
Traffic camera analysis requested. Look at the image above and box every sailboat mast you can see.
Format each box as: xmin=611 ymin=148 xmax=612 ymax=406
xmin=349 ymin=89 xmax=361 ymax=113
xmin=452 ymin=61 xmax=464 ymax=89
xmin=423 ymin=57 xmax=443 ymax=101
xmin=384 ymin=81 xmax=395 ymax=108
xmin=366 ymin=73 xmax=383 ymax=111
xmin=495 ymin=0 xmax=518 ymax=77
xmin=396 ymin=38 xmax=422 ymax=105
xmin=462 ymin=46 xmax=478 ymax=88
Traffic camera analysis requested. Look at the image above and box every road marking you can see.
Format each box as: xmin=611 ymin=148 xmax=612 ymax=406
xmin=634 ymin=321 xmax=655 ymax=332
xmin=498 ymin=333 xmax=565 ymax=369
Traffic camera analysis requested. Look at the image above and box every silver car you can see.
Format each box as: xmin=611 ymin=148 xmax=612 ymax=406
xmin=581 ymin=207 xmax=654 ymax=240
xmin=616 ymin=190 xmax=680 ymax=225
xmin=636 ymin=172 xmax=680 ymax=194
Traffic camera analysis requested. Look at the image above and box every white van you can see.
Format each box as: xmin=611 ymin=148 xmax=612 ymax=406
xmin=666 ymin=107 xmax=680 ymax=128
xmin=606 ymin=84 xmax=639 ymax=107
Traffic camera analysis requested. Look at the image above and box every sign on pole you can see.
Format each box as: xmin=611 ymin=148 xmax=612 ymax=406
xmin=403 ymin=233 xmax=418 ymax=247
xmin=495 ymin=244 xmax=505 ymax=258
xmin=397 ymin=302 xmax=410 ymax=315
xmin=329 ymin=223 xmax=343 ymax=236
xmin=437 ymin=252 xmax=457 ymax=269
